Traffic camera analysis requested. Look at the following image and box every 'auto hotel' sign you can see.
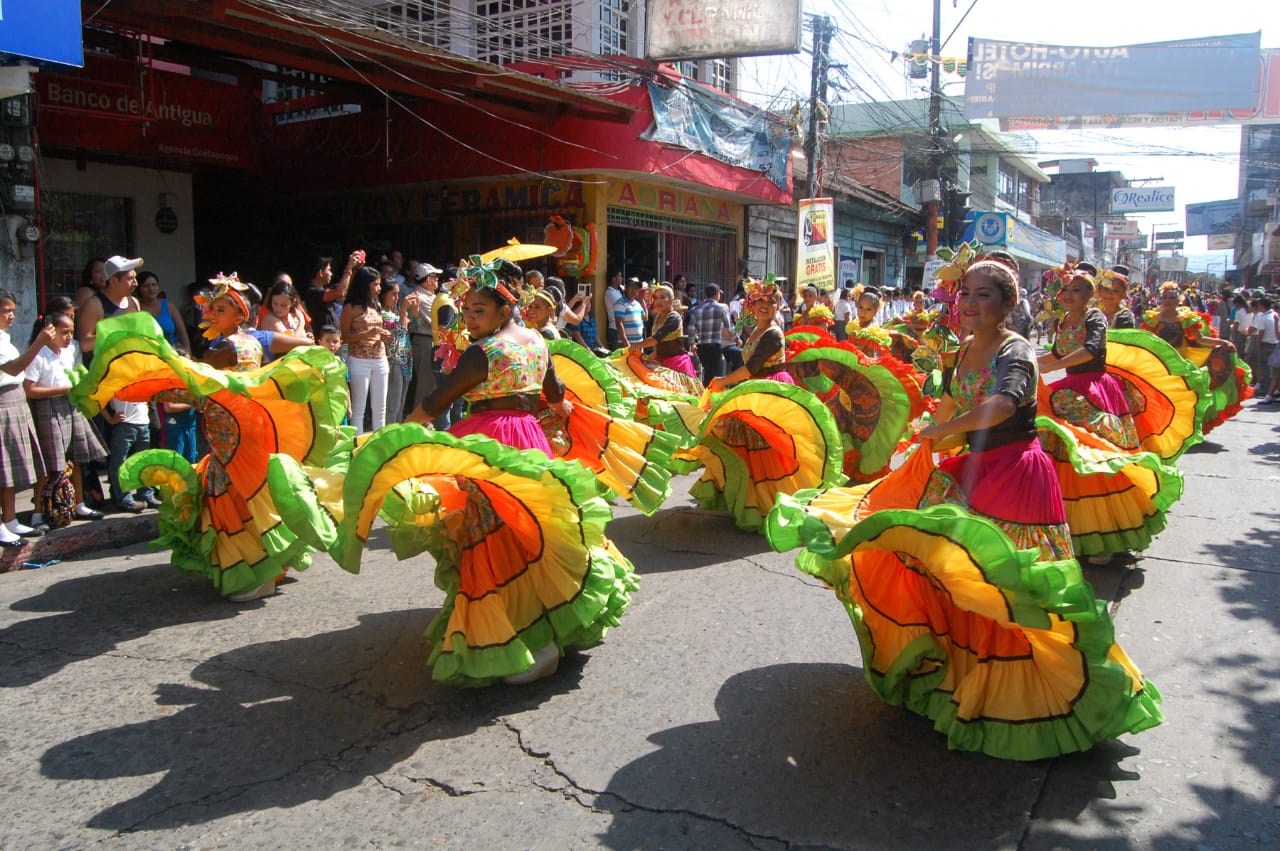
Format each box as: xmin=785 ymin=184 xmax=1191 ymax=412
xmin=1110 ymin=186 xmax=1176 ymax=213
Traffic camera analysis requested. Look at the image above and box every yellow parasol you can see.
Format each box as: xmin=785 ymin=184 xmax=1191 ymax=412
xmin=480 ymin=238 xmax=558 ymax=264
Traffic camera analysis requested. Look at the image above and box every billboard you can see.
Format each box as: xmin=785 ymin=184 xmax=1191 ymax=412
xmin=1186 ymin=199 xmax=1244 ymax=235
xmin=1111 ymin=186 xmax=1175 ymax=213
xmin=0 ymin=0 xmax=83 ymax=67
xmin=646 ymin=0 xmax=801 ymax=61
xmin=965 ymin=32 xmax=1261 ymax=126
xmin=1156 ymin=256 xmax=1188 ymax=272
xmin=796 ymin=198 xmax=835 ymax=292
xmin=1105 ymin=220 xmax=1140 ymax=240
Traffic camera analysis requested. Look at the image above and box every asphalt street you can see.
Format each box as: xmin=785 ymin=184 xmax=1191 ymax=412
xmin=0 ymin=406 xmax=1277 ymax=849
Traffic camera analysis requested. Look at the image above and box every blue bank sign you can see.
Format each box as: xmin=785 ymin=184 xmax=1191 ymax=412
xmin=0 ymin=0 xmax=84 ymax=68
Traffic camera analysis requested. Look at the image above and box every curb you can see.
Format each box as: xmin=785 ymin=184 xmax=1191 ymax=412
xmin=0 ymin=514 xmax=159 ymax=573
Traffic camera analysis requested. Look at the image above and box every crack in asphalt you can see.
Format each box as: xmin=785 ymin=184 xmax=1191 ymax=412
xmin=498 ymin=719 xmax=792 ymax=850
xmin=741 ymin=554 xmax=824 ymax=589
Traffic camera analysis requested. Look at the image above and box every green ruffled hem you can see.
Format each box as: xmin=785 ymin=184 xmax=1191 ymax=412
xmin=268 ymin=425 xmax=638 ymax=685
xmin=771 ymin=502 xmax=1163 ymax=760
xmin=122 ymin=448 xmax=312 ymax=597
xmin=1104 ymin=329 xmax=1212 ymax=462
xmin=682 ymin=381 xmax=844 ymax=532
xmin=426 ymin=542 xmax=638 ymax=687
xmin=548 ymin=339 xmax=636 ymax=419
xmin=620 ymin=424 xmax=681 ymax=516
xmin=643 ymin=398 xmax=703 ymax=450
xmin=1035 ymin=415 xmax=1184 ymax=556
xmin=787 ymin=346 xmax=914 ymax=477
xmin=71 ymin=312 xmax=350 ymax=467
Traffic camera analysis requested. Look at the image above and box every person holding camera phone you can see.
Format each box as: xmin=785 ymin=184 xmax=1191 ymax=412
xmin=555 ymin=276 xmax=591 ymax=347
xmin=304 ymin=250 xmax=362 ymax=338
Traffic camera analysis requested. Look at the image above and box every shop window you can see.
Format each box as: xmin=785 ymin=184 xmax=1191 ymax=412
xmin=42 ymin=193 xmax=135 ymax=301
xmin=861 ymin=248 xmax=885 ymax=286
xmin=768 ymin=234 xmax=795 ymax=281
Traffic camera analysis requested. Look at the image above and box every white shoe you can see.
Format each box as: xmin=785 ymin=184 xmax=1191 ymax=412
xmin=227 ymin=580 xmax=277 ymax=603
xmin=502 ymin=643 xmax=560 ymax=685
xmin=6 ymin=519 xmax=35 ymax=536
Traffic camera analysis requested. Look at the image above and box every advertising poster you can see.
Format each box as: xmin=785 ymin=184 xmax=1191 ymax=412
xmin=796 ymin=197 xmax=835 ymax=292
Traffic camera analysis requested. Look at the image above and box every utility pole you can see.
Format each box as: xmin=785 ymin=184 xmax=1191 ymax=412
xmin=924 ymin=0 xmax=943 ymax=256
xmin=805 ymin=15 xmax=832 ymax=196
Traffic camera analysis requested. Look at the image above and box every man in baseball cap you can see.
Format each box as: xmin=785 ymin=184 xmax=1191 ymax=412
xmin=104 ymin=256 xmax=143 ymax=279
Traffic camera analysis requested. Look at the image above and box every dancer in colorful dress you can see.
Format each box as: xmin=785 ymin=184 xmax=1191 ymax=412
xmin=1038 ymin=262 xmax=1140 ymax=450
xmin=765 ymin=253 xmax=1163 ymax=760
xmin=1096 ymin=267 xmax=1137 ymax=329
xmin=283 ymin=256 xmax=635 ymax=686
xmin=1141 ymin=281 xmax=1250 ymax=434
xmin=629 ymin=284 xmax=699 ymax=381
xmin=675 ymin=277 xmax=844 ymax=532
xmin=70 ymin=274 xmax=349 ymax=602
xmin=708 ymin=276 xmax=795 ymax=389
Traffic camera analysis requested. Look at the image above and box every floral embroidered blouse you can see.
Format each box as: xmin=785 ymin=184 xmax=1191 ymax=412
xmin=1052 ymin=307 xmax=1108 ymax=374
xmin=462 ymin=335 xmax=550 ymax=403
xmin=1141 ymin=308 xmax=1207 ymax=349
xmin=226 ymin=331 xmax=264 ymax=372
xmin=945 ymin=334 xmax=1038 ymax=452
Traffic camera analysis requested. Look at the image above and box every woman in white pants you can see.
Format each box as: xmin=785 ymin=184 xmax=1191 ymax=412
xmin=340 ymin=266 xmax=391 ymax=432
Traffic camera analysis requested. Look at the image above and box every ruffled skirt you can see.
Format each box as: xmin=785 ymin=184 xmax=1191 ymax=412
xmin=1048 ymin=370 xmax=1140 ymax=450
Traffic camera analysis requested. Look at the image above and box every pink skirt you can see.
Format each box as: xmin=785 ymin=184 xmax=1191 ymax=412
xmin=659 ymin=352 xmax=698 ymax=378
xmin=758 ymin=369 xmax=796 ymax=385
xmin=449 ymin=409 xmax=553 ymax=455
xmin=1048 ymin=369 xmax=1140 ymax=449
xmin=1050 ymin=370 xmax=1131 ymax=416
xmin=935 ymin=437 xmax=1066 ymax=526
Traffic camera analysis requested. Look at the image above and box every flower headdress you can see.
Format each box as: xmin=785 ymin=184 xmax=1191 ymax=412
xmin=743 ymin=273 xmax=781 ymax=307
xmin=930 ymin=240 xmax=982 ymax=299
xmin=806 ymin=304 xmax=835 ymax=326
xmin=518 ymin=286 xmax=557 ymax=323
xmin=455 ymin=255 xmax=520 ymax=305
xmin=1045 ymin=260 xmax=1096 ymax=302
xmin=194 ymin=272 xmax=252 ymax=340
xmin=1096 ymin=267 xmax=1130 ymax=295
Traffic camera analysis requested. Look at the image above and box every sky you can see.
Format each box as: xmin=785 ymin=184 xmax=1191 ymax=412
xmin=735 ymin=0 xmax=1280 ymax=274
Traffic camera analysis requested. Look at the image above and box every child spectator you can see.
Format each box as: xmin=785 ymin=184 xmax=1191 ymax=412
xmin=104 ymin=397 xmax=158 ymax=511
xmin=23 ymin=311 xmax=108 ymax=525
xmin=0 ymin=293 xmax=56 ymax=544
xmin=316 ymin=325 xmax=351 ymax=426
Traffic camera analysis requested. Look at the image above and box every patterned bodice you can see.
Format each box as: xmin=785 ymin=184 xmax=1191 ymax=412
xmin=743 ymin=328 xmax=784 ymax=372
xmin=226 ymin=332 xmax=263 ymax=372
xmin=462 ymin=335 xmax=549 ymax=402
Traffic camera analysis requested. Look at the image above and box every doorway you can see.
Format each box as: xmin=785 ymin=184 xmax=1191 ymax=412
xmin=606 ymin=227 xmax=662 ymax=282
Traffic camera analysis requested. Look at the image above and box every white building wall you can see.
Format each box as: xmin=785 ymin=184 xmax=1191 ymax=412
xmin=42 ymin=158 xmax=196 ymax=313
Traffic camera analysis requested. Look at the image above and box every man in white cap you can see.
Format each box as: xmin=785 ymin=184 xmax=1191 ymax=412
xmin=404 ymin=262 xmax=443 ymax=417
xmin=76 ymin=255 xmax=142 ymax=361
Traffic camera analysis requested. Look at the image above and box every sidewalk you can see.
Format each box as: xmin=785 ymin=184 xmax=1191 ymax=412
xmin=0 ymin=510 xmax=157 ymax=573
